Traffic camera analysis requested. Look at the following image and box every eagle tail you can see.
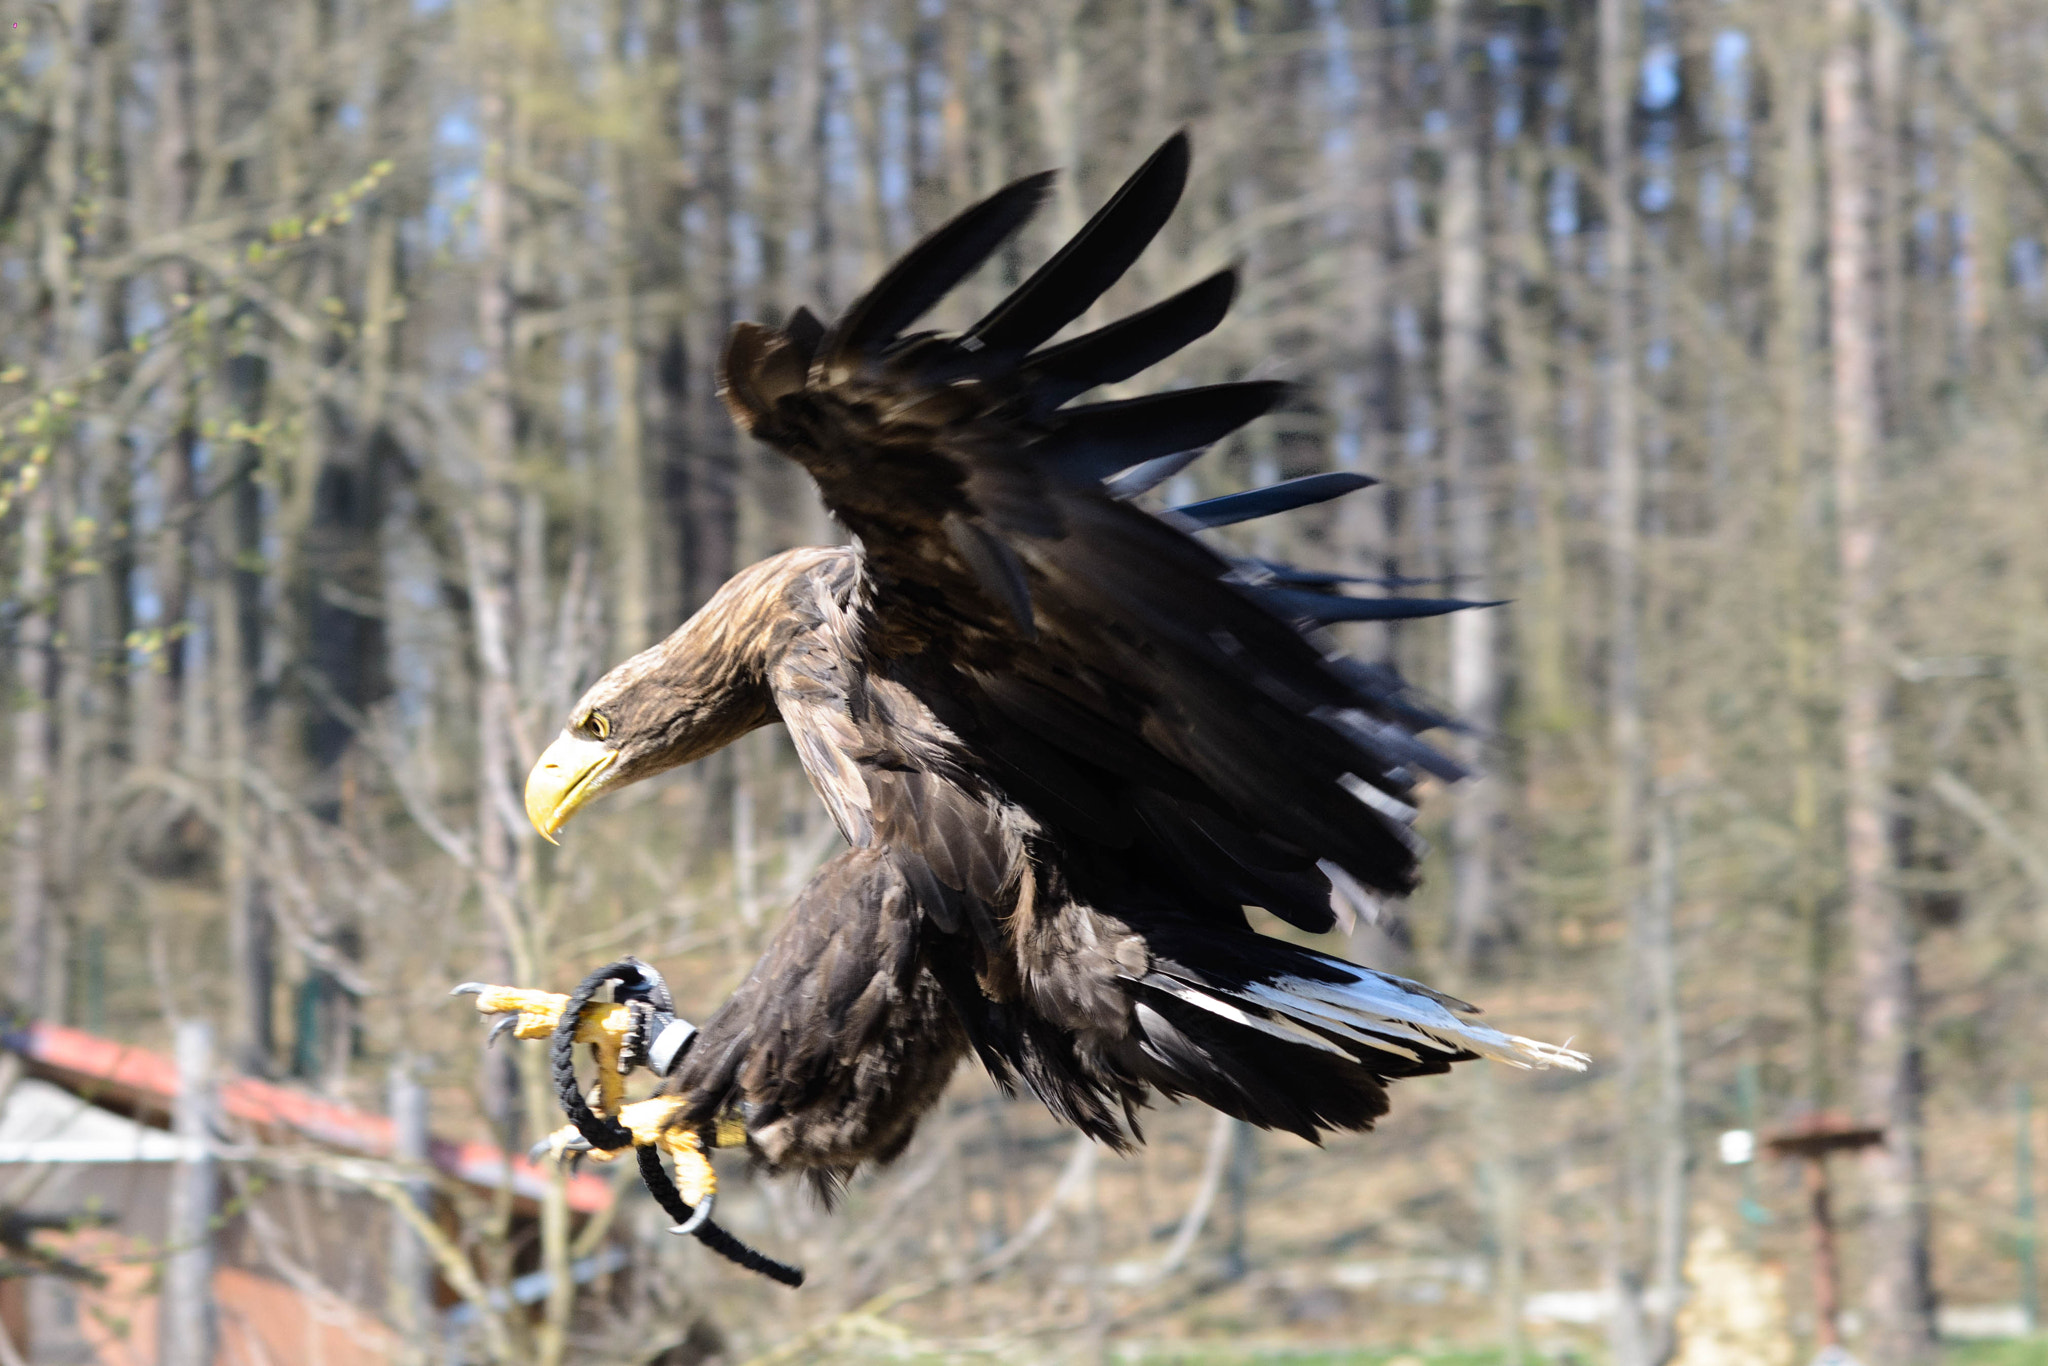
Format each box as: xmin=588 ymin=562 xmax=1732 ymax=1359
xmin=1120 ymin=943 xmax=1585 ymax=1141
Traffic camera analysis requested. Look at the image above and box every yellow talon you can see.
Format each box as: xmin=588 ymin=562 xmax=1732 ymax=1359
xmin=456 ymin=981 xmax=652 ymax=1117
xmin=615 ymin=1095 xmax=691 ymax=1147
xmin=462 ymin=985 xmax=570 ymax=1040
xmin=666 ymin=1130 xmax=716 ymax=1208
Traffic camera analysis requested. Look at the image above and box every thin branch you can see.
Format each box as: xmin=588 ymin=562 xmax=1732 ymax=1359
xmin=1929 ymin=768 xmax=2048 ymax=896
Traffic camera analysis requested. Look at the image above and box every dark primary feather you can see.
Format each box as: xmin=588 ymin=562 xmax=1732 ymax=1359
xmin=599 ymin=135 xmax=1582 ymax=1195
xmin=1256 ymin=586 xmax=1506 ymax=624
xmin=1244 ymin=561 xmax=1446 ymax=588
xmin=1100 ymin=449 xmax=1207 ymax=500
xmin=1042 ymin=382 xmax=1290 ymax=485
xmin=1171 ymin=471 xmax=1378 ymax=530
xmin=968 ymin=131 xmax=1192 ymax=356
xmin=824 ymin=171 xmax=1055 ymax=363
xmin=1024 ymin=270 xmax=1238 ymax=409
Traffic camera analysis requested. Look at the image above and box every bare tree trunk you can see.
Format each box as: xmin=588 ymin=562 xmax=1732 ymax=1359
xmin=1642 ymin=800 xmax=1688 ymax=1361
xmin=219 ymin=356 xmax=273 ymax=1075
xmin=1437 ymin=0 xmax=1501 ymax=975
xmin=10 ymin=484 xmax=52 ymax=1017
xmin=1766 ymin=18 xmax=1832 ymax=1111
xmin=1822 ymin=0 xmax=1937 ymax=1356
xmin=40 ymin=0 xmax=99 ymax=1032
xmin=14 ymin=0 xmax=89 ymax=1020
xmin=601 ymin=131 xmax=652 ymax=655
xmin=674 ymin=0 xmax=737 ymax=616
xmin=1599 ymin=0 xmax=1656 ymax=1358
xmin=1503 ymin=57 xmax=1574 ymax=741
xmin=1600 ymin=0 xmax=1642 ymax=974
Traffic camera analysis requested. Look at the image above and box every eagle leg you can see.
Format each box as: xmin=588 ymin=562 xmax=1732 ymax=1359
xmin=454 ymin=971 xmax=733 ymax=1226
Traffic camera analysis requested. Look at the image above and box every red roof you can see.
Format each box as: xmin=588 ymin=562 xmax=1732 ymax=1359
xmin=4 ymin=1020 xmax=612 ymax=1213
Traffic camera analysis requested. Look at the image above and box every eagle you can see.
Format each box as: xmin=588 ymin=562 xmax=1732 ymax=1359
xmin=457 ymin=134 xmax=1584 ymax=1283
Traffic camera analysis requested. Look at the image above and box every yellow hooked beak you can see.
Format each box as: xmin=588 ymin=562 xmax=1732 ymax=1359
xmin=524 ymin=731 xmax=618 ymax=843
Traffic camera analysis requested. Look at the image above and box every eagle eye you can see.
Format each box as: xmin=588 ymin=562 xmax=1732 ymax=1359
xmin=579 ymin=710 xmax=612 ymax=741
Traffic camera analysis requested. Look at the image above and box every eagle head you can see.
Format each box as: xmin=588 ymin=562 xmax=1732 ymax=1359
xmin=523 ymin=555 xmax=822 ymax=841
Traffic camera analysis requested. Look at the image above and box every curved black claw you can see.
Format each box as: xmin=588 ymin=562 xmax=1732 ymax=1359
xmin=450 ymin=982 xmax=487 ymax=997
xmin=667 ymin=1191 xmax=715 ymax=1238
xmin=633 ymin=1147 xmax=802 ymax=1286
xmin=487 ymin=1016 xmax=518 ymax=1049
xmin=528 ymin=1132 xmax=595 ymax=1164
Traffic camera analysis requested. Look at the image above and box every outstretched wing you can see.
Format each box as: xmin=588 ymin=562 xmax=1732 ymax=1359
xmin=718 ymin=133 xmax=1479 ymax=915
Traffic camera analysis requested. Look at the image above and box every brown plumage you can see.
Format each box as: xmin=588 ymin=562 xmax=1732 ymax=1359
xmin=526 ymin=134 xmax=1583 ymax=1202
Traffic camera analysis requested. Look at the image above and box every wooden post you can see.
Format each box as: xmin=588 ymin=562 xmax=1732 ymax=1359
xmin=388 ymin=1062 xmax=435 ymax=1337
xmin=1803 ymin=1155 xmax=1843 ymax=1348
xmin=2020 ymin=1085 xmax=2039 ymax=1333
xmin=1222 ymin=1119 xmax=1254 ymax=1282
xmin=1767 ymin=1116 xmax=1884 ymax=1354
xmin=161 ymin=1020 xmax=217 ymax=1366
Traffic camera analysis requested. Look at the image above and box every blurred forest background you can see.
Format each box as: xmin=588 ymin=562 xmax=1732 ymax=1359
xmin=4 ymin=0 xmax=2048 ymax=1361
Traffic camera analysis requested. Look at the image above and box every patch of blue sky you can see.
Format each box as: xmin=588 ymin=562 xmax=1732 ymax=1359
xmin=1547 ymin=166 xmax=1579 ymax=241
xmin=1326 ymin=374 xmax=1366 ymax=473
xmin=1639 ymin=121 xmax=1675 ymax=214
xmin=1404 ymin=421 xmax=1436 ymax=460
xmin=1712 ymin=30 xmax=1751 ymax=178
xmin=2010 ymin=237 xmax=2045 ymax=306
xmin=437 ymin=108 xmax=482 ymax=150
xmin=822 ymin=94 xmax=860 ymax=203
xmin=1313 ymin=0 xmax=1359 ymax=120
xmin=130 ymin=572 xmax=161 ymax=634
xmin=18 ymin=28 xmax=51 ymax=79
xmin=1490 ymin=33 xmax=1521 ymax=143
xmin=1638 ymin=40 xmax=1680 ymax=113
xmin=879 ymin=76 xmax=913 ymax=232
xmin=422 ymin=105 xmax=483 ymax=255
xmin=126 ymin=278 xmax=169 ymax=341
xmin=1730 ymin=197 xmax=1754 ymax=248
xmin=1392 ymin=177 xmax=1423 ymax=253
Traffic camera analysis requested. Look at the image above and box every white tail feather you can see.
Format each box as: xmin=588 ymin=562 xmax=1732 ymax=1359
xmin=1158 ymin=958 xmax=1589 ymax=1073
xmin=1143 ymin=977 xmax=1355 ymax=1058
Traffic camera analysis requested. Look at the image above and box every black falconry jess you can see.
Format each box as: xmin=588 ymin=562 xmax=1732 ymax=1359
xmin=457 ymin=133 xmax=1586 ymax=1281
